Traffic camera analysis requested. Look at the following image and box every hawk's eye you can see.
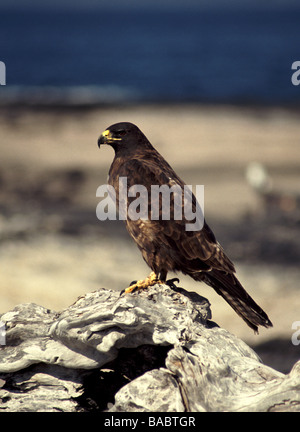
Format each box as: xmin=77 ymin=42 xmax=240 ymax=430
xmin=116 ymin=130 xmax=127 ymax=137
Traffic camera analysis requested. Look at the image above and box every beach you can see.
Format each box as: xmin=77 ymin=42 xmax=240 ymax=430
xmin=0 ymin=103 xmax=299 ymax=372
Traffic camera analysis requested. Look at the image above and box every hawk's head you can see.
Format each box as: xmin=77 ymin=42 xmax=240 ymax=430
xmin=98 ymin=122 xmax=151 ymax=153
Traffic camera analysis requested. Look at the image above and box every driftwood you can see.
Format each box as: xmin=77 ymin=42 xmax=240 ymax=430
xmin=0 ymin=284 xmax=299 ymax=412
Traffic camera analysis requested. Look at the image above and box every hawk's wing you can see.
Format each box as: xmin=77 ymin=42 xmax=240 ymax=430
xmin=109 ymin=155 xmax=235 ymax=275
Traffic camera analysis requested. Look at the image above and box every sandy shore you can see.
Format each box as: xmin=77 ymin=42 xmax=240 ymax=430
xmin=0 ymin=103 xmax=299 ymax=372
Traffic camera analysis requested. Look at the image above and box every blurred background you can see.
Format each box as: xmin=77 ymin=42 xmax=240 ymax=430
xmin=0 ymin=0 xmax=299 ymax=373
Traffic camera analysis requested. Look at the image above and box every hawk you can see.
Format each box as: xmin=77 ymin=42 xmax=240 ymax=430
xmin=98 ymin=122 xmax=272 ymax=332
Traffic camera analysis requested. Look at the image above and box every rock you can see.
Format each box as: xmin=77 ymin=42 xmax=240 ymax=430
xmin=0 ymin=284 xmax=299 ymax=412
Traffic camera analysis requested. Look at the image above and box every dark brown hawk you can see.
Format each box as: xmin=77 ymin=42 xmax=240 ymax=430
xmin=98 ymin=122 xmax=272 ymax=332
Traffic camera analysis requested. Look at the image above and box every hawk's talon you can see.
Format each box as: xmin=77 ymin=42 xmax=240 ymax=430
xmin=120 ymin=280 xmax=138 ymax=295
xmin=166 ymin=277 xmax=180 ymax=288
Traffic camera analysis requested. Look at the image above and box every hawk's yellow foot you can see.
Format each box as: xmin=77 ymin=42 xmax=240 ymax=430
xmin=124 ymin=272 xmax=162 ymax=294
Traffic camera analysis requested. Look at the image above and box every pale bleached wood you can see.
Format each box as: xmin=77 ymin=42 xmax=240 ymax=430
xmin=0 ymin=284 xmax=299 ymax=412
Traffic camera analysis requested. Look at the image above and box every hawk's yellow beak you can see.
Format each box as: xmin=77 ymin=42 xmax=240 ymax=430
xmin=98 ymin=129 xmax=110 ymax=147
xmin=98 ymin=129 xmax=121 ymax=147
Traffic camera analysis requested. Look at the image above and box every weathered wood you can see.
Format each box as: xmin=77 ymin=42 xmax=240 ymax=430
xmin=0 ymin=284 xmax=299 ymax=412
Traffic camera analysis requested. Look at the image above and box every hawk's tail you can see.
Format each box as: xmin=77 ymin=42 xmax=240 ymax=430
xmin=199 ymin=270 xmax=273 ymax=332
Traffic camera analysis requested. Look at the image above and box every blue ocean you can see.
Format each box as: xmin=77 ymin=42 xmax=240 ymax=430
xmin=0 ymin=6 xmax=299 ymax=105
